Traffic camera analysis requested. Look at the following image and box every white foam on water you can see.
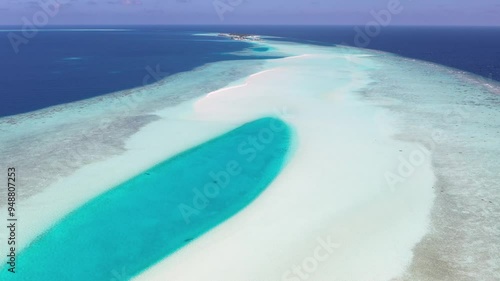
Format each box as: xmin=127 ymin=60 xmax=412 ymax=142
xmin=192 ymin=32 xmax=220 ymax=37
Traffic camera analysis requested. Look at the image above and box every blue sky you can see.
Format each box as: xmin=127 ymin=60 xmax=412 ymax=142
xmin=0 ymin=0 xmax=499 ymax=26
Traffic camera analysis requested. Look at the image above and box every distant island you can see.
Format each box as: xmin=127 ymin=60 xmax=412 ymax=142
xmin=218 ymin=33 xmax=262 ymax=41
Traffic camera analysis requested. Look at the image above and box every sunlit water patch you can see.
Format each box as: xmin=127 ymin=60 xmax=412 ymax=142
xmin=0 ymin=117 xmax=293 ymax=281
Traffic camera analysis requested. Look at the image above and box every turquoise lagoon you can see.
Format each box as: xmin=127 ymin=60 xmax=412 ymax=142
xmin=1 ymin=117 xmax=293 ymax=280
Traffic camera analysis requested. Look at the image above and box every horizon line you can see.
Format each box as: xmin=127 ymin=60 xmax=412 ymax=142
xmin=0 ymin=23 xmax=499 ymax=28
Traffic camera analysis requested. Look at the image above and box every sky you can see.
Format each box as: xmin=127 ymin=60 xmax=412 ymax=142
xmin=0 ymin=0 xmax=499 ymax=26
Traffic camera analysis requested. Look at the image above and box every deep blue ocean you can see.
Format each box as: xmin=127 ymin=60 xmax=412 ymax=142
xmin=1 ymin=25 xmax=499 ymax=117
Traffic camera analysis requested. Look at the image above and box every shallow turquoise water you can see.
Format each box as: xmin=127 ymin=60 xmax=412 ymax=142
xmin=1 ymin=117 xmax=293 ymax=280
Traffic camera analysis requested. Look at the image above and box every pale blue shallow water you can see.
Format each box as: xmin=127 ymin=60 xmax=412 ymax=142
xmin=0 ymin=117 xmax=293 ymax=281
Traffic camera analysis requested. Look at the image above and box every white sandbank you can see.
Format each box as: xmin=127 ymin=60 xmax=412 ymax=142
xmin=0 ymin=39 xmax=436 ymax=281
xmin=132 ymin=41 xmax=435 ymax=281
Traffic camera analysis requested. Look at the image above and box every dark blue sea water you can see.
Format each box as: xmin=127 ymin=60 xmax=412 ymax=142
xmin=1 ymin=25 xmax=499 ymax=117
xmin=205 ymin=25 xmax=500 ymax=81
xmin=0 ymin=27 xmax=279 ymax=117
